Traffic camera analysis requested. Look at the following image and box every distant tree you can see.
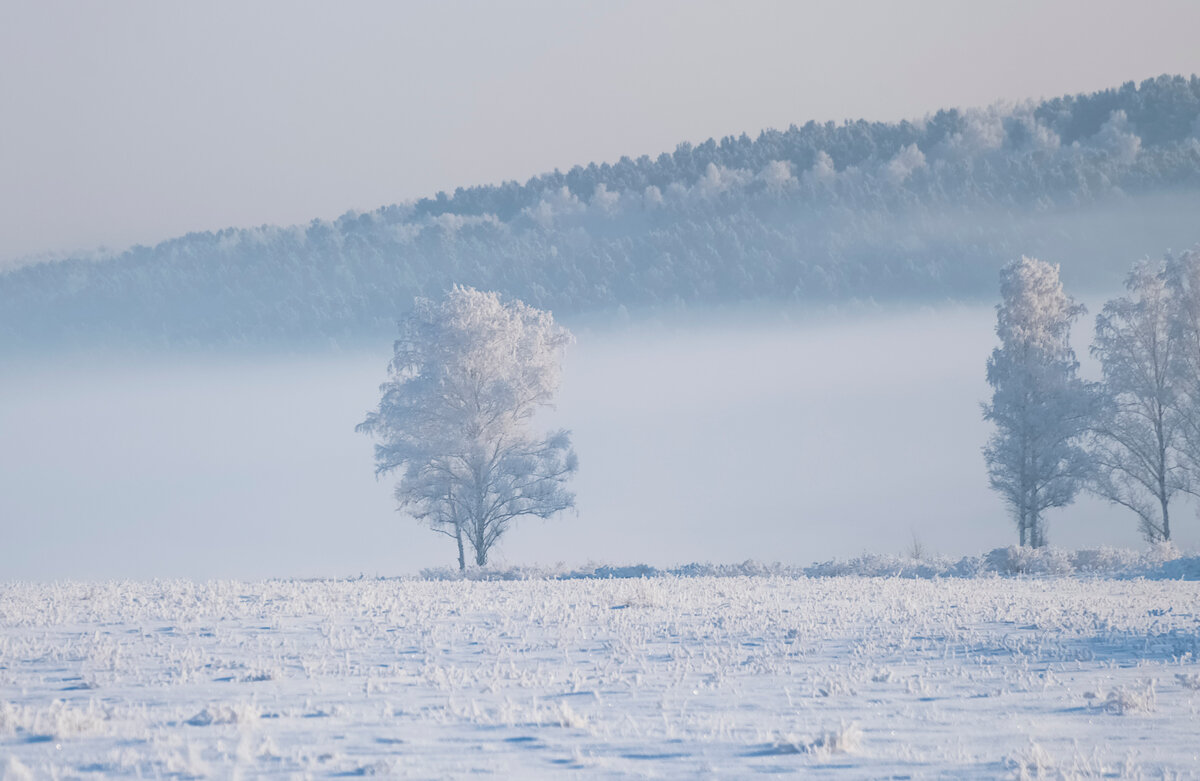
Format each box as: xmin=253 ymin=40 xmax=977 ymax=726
xmin=1164 ymin=248 xmax=1200 ymax=501
xmin=983 ymin=257 xmax=1093 ymax=547
xmin=357 ymin=286 xmax=577 ymax=569
xmin=1089 ymin=260 xmax=1185 ymax=542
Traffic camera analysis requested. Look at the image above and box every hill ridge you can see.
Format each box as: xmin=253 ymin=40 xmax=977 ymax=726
xmin=3 ymin=74 xmax=1200 ymax=349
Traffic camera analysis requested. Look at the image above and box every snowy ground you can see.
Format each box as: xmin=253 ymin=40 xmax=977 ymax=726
xmin=2 ymin=577 xmax=1199 ymax=778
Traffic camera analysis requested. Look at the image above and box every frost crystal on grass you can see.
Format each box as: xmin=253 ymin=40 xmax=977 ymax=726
xmin=1175 ymin=673 xmax=1200 ymax=690
xmin=768 ymin=721 xmax=864 ymax=758
xmin=1102 ymin=681 xmax=1158 ymax=715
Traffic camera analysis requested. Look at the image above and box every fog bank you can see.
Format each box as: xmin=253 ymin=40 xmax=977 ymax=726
xmin=2 ymin=305 xmax=1192 ymax=580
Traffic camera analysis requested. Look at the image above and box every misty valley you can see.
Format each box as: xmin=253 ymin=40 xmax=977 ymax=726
xmin=4 ymin=67 xmax=1200 ymax=778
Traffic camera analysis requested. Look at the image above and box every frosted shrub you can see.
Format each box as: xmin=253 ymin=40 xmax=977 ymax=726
xmin=983 ymin=546 xmax=1074 ymax=576
xmin=185 ymin=703 xmax=260 ymax=727
xmin=1025 ymin=547 xmax=1075 ymax=576
xmin=1004 ymin=740 xmax=1059 ymax=779
xmin=948 ymin=555 xmax=989 ymax=578
xmin=804 ymin=553 xmax=964 ymax=579
xmin=1102 ymin=681 xmax=1157 ymax=714
xmin=407 ymin=547 xmax=1200 ymax=583
xmin=1071 ymin=547 xmax=1142 ymax=575
xmin=1175 ymin=673 xmax=1200 ymax=690
xmin=1143 ymin=541 xmax=1181 ymax=564
xmin=669 ymin=561 xmax=802 ymax=578
xmin=418 ymin=564 xmax=563 ymax=581
xmin=983 ymin=546 xmax=1028 ymax=575
xmin=805 ymin=554 xmax=911 ymax=578
xmin=770 ymin=721 xmax=863 ymax=757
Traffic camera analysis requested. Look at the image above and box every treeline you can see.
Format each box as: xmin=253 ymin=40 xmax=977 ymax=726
xmin=3 ymin=75 xmax=1200 ymax=349
xmin=983 ymin=248 xmax=1200 ymax=546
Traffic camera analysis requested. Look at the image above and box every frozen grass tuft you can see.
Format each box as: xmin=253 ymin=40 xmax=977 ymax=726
xmin=1101 ymin=681 xmax=1158 ymax=715
xmin=0 ymin=699 xmax=111 ymax=740
xmin=1003 ymin=740 xmax=1058 ymax=780
xmin=1175 ymin=673 xmax=1200 ymax=690
xmin=765 ymin=721 xmax=863 ymax=758
xmin=870 ymin=668 xmax=897 ymax=683
xmin=185 ymin=702 xmax=260 ymax=727
xmin=1005 ymin=740 xmax=1143 ymax=780
xmin=551 ymin=701 xmax=590 ymax=730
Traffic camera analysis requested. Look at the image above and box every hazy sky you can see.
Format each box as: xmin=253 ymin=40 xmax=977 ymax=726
xmin=2 ymin=0 xmax=1199 ymax=262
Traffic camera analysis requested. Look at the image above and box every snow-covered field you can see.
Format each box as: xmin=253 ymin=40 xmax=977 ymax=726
xmin=2 ymin=577 xmax=1199 ymax=778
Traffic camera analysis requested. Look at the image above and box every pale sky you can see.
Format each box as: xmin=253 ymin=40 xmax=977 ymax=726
xmin=2 ymin=0 xmax=1199 ymax=263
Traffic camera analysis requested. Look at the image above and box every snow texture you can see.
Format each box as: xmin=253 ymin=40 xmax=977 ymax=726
xmin=2 ymin=575 xmax=1199 ymax=777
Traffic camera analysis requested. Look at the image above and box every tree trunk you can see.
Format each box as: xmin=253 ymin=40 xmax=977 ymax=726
xmin=1026 ymin=479 xmax=1044 ymax=548
xmin=1157 ymin=411 xmax=1171 ymax=542
xmin=455 ymin=523 xmax=466 ymax=571
xmin=470 ymin=463 xmax=489 ymax=568
xmin=1018 ymin=440 xmax=1030 ymax=547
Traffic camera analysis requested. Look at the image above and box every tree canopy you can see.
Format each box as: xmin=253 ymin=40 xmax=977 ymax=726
xmin=357 ymin=287 xmax=577 ymax=569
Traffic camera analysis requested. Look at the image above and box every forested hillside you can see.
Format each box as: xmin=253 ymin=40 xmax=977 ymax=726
xmin=4 ymin=75 xmax=1200 ymax=349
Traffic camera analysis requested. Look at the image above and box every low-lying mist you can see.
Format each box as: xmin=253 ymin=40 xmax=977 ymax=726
xmin=2 ymin=303 xmax=1193 ymax=580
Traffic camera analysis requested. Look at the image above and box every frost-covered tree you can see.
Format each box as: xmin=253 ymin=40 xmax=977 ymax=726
xmin=357 ymin=286 xmax=577 ymax=569
xmin=983 ymin=257 xmax=1093 ymax=547
xmin=1089 ymin=260 xmax=1185 ymax=542
xmin=1165 ymin=248 xmax=1200 ymax=499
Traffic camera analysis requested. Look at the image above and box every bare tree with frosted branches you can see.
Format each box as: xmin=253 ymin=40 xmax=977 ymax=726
xmin=1089 ymin=259 xmax=1186 ymax=542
